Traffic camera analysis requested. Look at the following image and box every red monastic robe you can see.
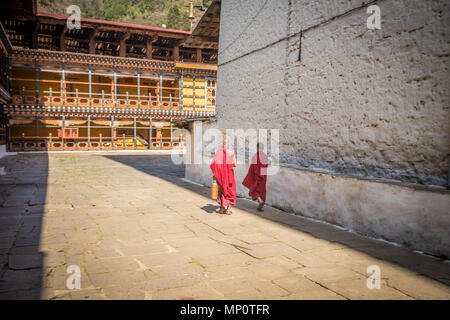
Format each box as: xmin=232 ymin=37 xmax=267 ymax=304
xmin=242 ymin=151 xmax=268 ymax=202
xmin=210 ymin=147 xmax=236 ymax=206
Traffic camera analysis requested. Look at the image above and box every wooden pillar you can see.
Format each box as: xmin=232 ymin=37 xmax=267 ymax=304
xmin=146 ymin=35 xmax=158 ymax=59
xmin=110 ymin=77 xmax=114 ymax=107
xmin=133 ymin=117 xmax=137 ymax=150
xmin=59 ymin=26 xmax=67 ymax=51
xmin=170 ymin=118 xmax=173 ymax=149
xmin=111 ymin=116 xmax=114 ymax=148
xmin=196 ymin=48 xmax=202 ymax=63
xmin=192 ymin=75 xmax=196 ymax=107
xmin=159 ymin=71 xmax=163 ymax=106
xmin=35 ymin=60 xmax=39 ymax=104
xmin=61 ymin=62 xmax=66 ymax=104
xmin=149 ymin=117 xmax=152 ymax=150
xmin=62 ymin=116 xmax=65 ymax=149
xmin=137 ymin=68 xmax=140 ymax=107
xmin=7 ymin=125 xmax=11 ymax=151
xmin=204 ymin=77 xmax=207 ymax=109
xmin=113 ymin=66 xmax=117 ymax=107
xmin=173 ymin=44 xmax=179 ymax=62
xmin=146 ymin=39 xmax=153 ymax=59
xmin=87 ymin=115 xmax=91 ymax=150
xmin=155 ymin=128 xmax=162 ymax=150
xmin=89 ymin=29 xmax=99 ymax=55
xmin=119 ymin=32 xmax=130 ymax=57
xmin=35 ymin=116 xmax=39 ymax=147
xmin=88 ymin=66 xmax=92 ymax=106
xmin=48 ymin=133 xmax=52 ymax=151
xmin=179 ymin=74 xmax=183 ymax=110
xmin=31 ymin=22 xmax=39 ymax=49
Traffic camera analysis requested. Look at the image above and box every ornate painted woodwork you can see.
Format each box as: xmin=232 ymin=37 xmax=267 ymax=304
xmin=1 ymin=1 xmax=218 ymax=152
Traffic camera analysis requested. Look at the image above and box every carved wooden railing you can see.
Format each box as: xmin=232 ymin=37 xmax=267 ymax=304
xmin=12 ymin=91 xmax=181 ymax=110
xmin=8 ymin=135 xmax=186 ymax=152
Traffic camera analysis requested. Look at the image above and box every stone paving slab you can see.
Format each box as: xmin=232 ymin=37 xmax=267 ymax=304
xmin=0 ymin=153 xmax=449 ymax=300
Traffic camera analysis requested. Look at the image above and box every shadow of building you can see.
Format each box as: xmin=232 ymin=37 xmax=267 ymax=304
xmin=0 ymin=153 xmax=48 ymax=299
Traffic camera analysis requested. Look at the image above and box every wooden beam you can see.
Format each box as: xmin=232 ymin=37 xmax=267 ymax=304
xmin=187 ymin=35 xmax=218 ymax=44
xmin=80 ymin=23 xmax=188 ymax=39
xmin=25 ymin=16 xmax=190 ymax=42
xmin=197 ymin=16 xmax=219 ymax=34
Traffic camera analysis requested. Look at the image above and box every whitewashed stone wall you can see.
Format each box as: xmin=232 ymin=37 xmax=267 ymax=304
xmin=216 ymin=0 xmax=450 ymax=187
xmin=185 ymin=1 xmax=450 ymax=256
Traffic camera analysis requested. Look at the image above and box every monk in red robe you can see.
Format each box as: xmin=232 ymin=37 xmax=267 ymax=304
xmin=210 ymin=139 xmax=237 ymax=215
xmin=242 ymin=143 xmax=268 ymax=211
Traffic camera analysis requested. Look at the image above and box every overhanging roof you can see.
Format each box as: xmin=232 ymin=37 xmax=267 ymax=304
xmin=36 ymin=12 xmax=191 ymax=37
xmin=182 ymin=0 xmax=221 ymax=49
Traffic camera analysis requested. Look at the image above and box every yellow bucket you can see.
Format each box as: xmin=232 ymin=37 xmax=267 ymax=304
xmin=211 ymin=178 xmax=218 ymax=199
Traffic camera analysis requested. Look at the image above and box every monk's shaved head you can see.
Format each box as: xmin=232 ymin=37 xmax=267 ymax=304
xmin=223 ymin=138 xmax=228 ymax=147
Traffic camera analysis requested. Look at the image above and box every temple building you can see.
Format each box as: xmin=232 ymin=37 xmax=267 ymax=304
xmin=0 ymin=0 xmax=219 ymax=152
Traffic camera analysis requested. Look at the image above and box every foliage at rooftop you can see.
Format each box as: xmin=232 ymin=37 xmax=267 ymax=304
xmin=38 ymin=0 xmax=213 ymax=31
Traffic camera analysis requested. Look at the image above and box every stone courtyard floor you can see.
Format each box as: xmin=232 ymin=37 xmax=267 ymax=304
xmin=0 ymin=152 xmax=449 ymax=300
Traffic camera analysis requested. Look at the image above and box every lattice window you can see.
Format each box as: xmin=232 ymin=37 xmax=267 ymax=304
xmin=206 ymin=78 xmax=216 ymax=107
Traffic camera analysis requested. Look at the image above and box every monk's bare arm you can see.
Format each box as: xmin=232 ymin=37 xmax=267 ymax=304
xmin=233 ymin=155 xmax=237 ymax=167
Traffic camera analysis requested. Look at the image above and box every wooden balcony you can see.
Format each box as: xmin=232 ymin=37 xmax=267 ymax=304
xmin=11 ymin=75 xmax=216 ymax=113
xmin=12 ymin=93 xmax=182 ymax=110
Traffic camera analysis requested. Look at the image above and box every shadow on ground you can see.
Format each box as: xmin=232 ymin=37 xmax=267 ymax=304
xmin=201 ymin=204 xmax=221 ymax=214
xmin=104 ymin=154 xmax=450 ymax=288
xmin=0 ymin=153 xmax=48 ymax=299
xmin=0 ymin=153 xmax=448 ymax=300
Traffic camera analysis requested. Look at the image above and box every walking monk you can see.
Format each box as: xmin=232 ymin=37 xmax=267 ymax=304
xmin=210 ymin=138 xmax=237 ymax=215
xmin=243 ymin=143 xmax=268 ymax=211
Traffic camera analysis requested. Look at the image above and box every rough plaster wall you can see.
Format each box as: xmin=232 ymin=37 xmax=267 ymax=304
xmin=216 ymin=0 xmax=450 ymax=187
xmin=218 ymin=0 xmax=290 ymax=64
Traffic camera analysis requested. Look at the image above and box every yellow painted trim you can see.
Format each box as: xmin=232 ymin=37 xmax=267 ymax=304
xmin=175 ymin=62 xmax=218 ymax=71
